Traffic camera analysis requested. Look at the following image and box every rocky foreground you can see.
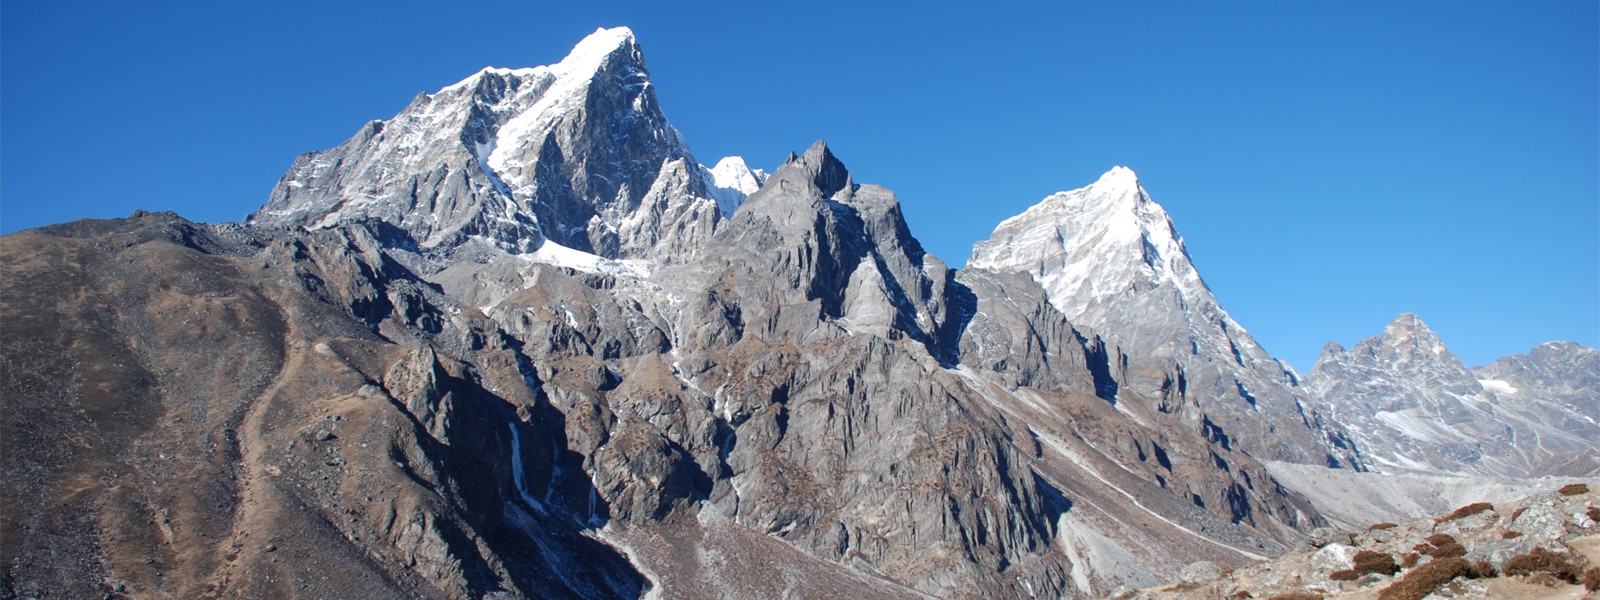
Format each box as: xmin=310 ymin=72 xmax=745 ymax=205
xmin=1123 ymin=483 xmax=1600 ymax=599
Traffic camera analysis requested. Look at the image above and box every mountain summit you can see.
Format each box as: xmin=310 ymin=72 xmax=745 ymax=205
xmin=969 ymin=168 xmax=1359 ymax=469
xmin=248 ymin=27 xmax=730 ymax=265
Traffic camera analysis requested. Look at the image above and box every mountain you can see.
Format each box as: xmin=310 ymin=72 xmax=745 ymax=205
xmin=248 ymin=26 xmax=731 ymax=266
xmin=969 ymin=167 xmax=1362 ymax=470
xmin=1305 ymin=313 xmax=1600 ymax=477
xmin=7 ymin=26 xmax=1519 ymax=600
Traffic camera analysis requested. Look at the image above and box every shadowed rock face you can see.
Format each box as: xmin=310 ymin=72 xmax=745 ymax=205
xmin=1305 ymin=313 xmax=1600 ymax=477
xmin=5 ymin=30 xmax=1369 ymax=600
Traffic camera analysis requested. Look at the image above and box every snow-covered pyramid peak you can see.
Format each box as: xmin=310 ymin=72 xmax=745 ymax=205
xmin=971 ymin=167 xmax=1362 ymax=468
xmin=971 ymin=165 xmax=1202 ymax=322
xmin=249 ymin=27 xmax=726 ymax=265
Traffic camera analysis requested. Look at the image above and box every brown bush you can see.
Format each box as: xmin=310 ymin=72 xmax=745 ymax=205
xmin=1468 ymin=560 xmax=1495 ymax=578
xmin=1558 ymin=483 xmax=1588 ymax=496
xmin=1415 ymin=533 xmax=1465 ymax=559
xmin=1583 ymin=566 xmax=1600 ymax=591
xmin=1503 ymin=547 xmax=1581 ymax=583
xmin=1427 ymin=542 xmax=1466 ymax=559
xmin=1501 ymin=530 xmax=1522 ymax=539
xmin=1266 ymin=592 xmax=1323 ymax=600
xmin=1400 ymin=552 xmax=1420 ymax=568
xmin=1368 ymin=522 xmax=1398 ymax=531
xmin=1588 ymin=506 xmax=1600 ymax=521
xmin=1354 ymin=550 xmax=1400 ymax=575
xmin=1378 ymin=557 xmax=1469 ymax=600
xmin=1436 ymin=502 xmax=1494 ymax=523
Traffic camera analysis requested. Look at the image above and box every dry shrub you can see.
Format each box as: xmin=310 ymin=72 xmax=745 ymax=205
xmin=1400 ymin=552 xmax=1420 ymax=568
xmin=1416 ymin=534 xmax=1465 ymax=559
xmin=1229 ymin=591 xmax=1255 ymax=600
xmin=1329 ymin=569 xmax=1359 ymax=581
xmin=1583 ymin=566 xmax=1600 ymax=591
xmin=1426 ymin=542 xmax=1466 ymax=559
xmin=1468 ymin=560 xmax=1495 ymax=579
xmin=1503 ymin=547 xmax=1581 ymax=583
xmin=1378 ymin=557 xmax=1469 ymax=600
xmin=1501 ymin=530 xmax=1522 ymax=539
xmin=1368 ymin=522 xmax=1398 ymax=531
xmin=1266 ymin=592 xmax=1322 ymax=600
xmin=1436 ymin=502 xmax=1494 ymax=523
xmin=1510 ymin=506 xmax=1527 ymax=520
xmin=1353 ymin=550 xmax=1400 ymax=576
xmin=1588 ymin=506 xmax=1600 ymax=521
xmin=1558 ymin=483 xmax=1588 ymax=496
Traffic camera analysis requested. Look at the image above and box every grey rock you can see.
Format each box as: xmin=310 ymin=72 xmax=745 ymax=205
xmin=1308 ymin=542 xmax=1356 ymax=577
xmin=1178 ymin=560 xmax=1227 ymax=584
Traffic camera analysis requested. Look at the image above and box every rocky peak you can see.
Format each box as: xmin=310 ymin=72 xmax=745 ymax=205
xmin=1314 ymin=313 xmax=1477 ymax=397
xmin=247 ymin=27 xmax=723 ymax=265
xmin=1378 ymin=312 xmax=1451 ymax=359
xmin=676 ymin=141 xmax=963 ymax=359
xmin=1306 ymin=316 xmax=1600 ymax=477
xmin=757 ymin=140 xmax=853 ymax=202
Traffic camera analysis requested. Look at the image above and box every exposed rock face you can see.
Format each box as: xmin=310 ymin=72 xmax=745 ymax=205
xmin=248 ymin=27 xmax=727 ymax=264
xmin=1305 ymin=313 xmax=1600 ymax=477
xmin=969 ymin=167 xmax=1362 ymax=469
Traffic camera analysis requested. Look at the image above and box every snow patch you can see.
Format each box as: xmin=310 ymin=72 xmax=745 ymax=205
xmin=1478 ymin=379 xmax=1518 ymax=394
xmin=524 ymin=238 xmax=653 ymax=278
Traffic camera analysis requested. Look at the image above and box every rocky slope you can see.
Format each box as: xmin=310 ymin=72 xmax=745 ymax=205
xmin=1123 ymin=483 xmax=1600 ymax=599
xmin=1305 ymin=313 xmax=1599 ymax=477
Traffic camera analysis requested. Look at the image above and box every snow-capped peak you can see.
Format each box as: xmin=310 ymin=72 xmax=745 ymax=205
xmin=1091 ymin=165 xmax=1141 ymax=195
xmin=703 ymin=156 xmax=767 ymax=216
xmin=970 ymin=165 xmax=1204 ymax=322
xmin=437 ymin=27 xmax=638 ymax=95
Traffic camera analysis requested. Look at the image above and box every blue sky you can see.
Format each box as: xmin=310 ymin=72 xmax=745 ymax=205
xmin=4 ymin=1 xmax=1596 ymax=370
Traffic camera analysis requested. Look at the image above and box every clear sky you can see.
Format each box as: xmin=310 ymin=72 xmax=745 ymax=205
xmin=4 ymin=1 xmax=1596 ymax=371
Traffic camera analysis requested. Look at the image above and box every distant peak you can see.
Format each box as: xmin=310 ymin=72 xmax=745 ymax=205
xmin=1378 ymin=312 xmax=1450 ymax=356
xmin=1384 ymin=312 xmax=1431 ymax=334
